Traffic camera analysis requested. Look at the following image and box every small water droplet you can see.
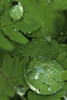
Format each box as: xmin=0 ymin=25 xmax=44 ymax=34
xmin=38 ymin=56 xmax=43 ymax=59
xmin=28 ymin=31 xmax=31 ymax=34
xmin=53 ymin=60 xmax=56 ymax=62
xmin=45 ymin=37 xmax=51 ymax=41
xmin=60 ymin=32 xmax=64 ymax=35
xmin=14 ymin=86 xmax=26 ymax=96
xmin=48 ymin=87 xmax=51 ymax=91
xmin=14 ymin=28 xmax=17 ymax=31
xmin=64 ymin=91 xmax=67 ymax=100
xmin=46 ymin=0 xmax=51 ymax=6
xmin=35 ymin=75 xmax=39 ymax=79
xmin=64 ymin=96 xmax=67 ymax=100
xmin=48 ymin=69 xmax=50 ymax=71
xmin=48 ymin=0 xmax=51 ymax=4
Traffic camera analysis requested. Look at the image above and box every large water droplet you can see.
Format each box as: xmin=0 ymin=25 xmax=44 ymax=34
xmin=9 ymin=2 xmax=24 ymax=20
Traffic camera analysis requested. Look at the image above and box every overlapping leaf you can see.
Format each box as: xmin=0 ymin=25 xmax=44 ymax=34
xmin=57 ymin=51 xmax=67 ymax=70
xmin=28 ymin=91 xmax=45 ymax=100
xmin=2 ymin=54 xmax=29 ymax=93
xmin=62 ymin=70 xmax=67 ymax=81
xmin=0 ymin=0 xmax=29 ymax=47
xmin=17 ymin=0 xmax=66 ymax=37
xmin=0 ymin=0 xmax=66 ymax=40
xmin=0 ymin=71 xmax=15 ymax=100
xmin=0 ymin=31 xmax=13 ymax=51
xmin=19 ymin=39 xmax=63 ymax=58
xmin=28 ymin=90 xmax=65 ymax=100
xmin=60 ymin=44 xmax=67 ymax=52
xmin=43 ymin=90 xmax=65 ymax=100
xmin=3 ymin=27 xmax=29 ymax=44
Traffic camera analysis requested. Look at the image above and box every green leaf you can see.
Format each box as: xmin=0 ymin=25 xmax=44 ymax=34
xmin=0 ymin=31 xmax=13 ymax=51
xmin=13 ymin=19 xmax=40 ymax=33
xmin=60 ymin=44 xmax=67 ymax=53
xmin=44 ymin=90 xmax=65 ymax=100
xmin=0 ymin=0 xmax=11 ymax=25
xmin=28 ymin=91 xmax=45 ymax=100
xmin=2 ymin=54 xmax=14 ymax=77
xmin=57 ymin=36 xmax=67 ymax=44
xmin=0 ymin=0 xmax=66 ymax=39
xmin=0 ymin=70 xmax=15 ymax=100
xmin=2 ymin=54 xmax=29 ymax=92
xmin=28 ymin=90 xmax=66 ymax=100
xmin=0 ymin=0 xmax=29 ymax=45
xmin=21 ymin=39 xmax=63 ymax=59
xmin=57 ymin=51 xmax=67 ymax=69
xmin=50 ymin=0 xmax=67 ymax=10
xmin=3 ymin=27 xmax=29 ymax=44
xmin=21 ymin=0 xmax=66 ymax=37
xmin=62 ymin=70 xmax=67 ymax=81
xmin=0 ymin=48 xmax=7 ymax=67
xmin=63 ymin=82 xmax=67 ymax=90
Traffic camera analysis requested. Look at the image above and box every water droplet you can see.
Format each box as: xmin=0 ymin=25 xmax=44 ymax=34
xmin=64 ymin=96 xmax=67 ymax=100
xmin=60 ymin=32 xmax=64 ymax=35
xmin=53 ymin=60 xmax=56 ymax=62
xmin=14 ymin=86 xmax=26 ymax=96
xmin=38 ymin=56 xmax=43 ymax=59
xmin=9 ymin=2 xmax=24 ymax=20
xmin=18 ymin=2 xmax=23 ymax=13
xmin=47 ymin=0 xmax=51 ymax=4
xmin=35 ymin=75 xmax=39 ymax=79
xmin=28 ymin=31 xmax=31 ymax=34
xmin=14 ymin=28 xmax=17 ymax=31
xmin=64 ymin=91 xmax=67 ymax=100
xmin=48 ymin=69 xmax=50 ymax=71
xmin=45 ymin=37 xmax=51 ymax=41
xmin=48 ymin=87 xmax=51 ymax=91
xmin=46 ymin=0 xmax=51 ymax=6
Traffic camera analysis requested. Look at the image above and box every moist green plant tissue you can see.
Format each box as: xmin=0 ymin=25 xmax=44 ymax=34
xmin=24 ymin=57 xmax=64 ymax=95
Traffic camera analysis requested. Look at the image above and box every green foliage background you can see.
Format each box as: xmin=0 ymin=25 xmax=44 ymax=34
xmin=0 ymin=0 xmax=67 ymax=100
